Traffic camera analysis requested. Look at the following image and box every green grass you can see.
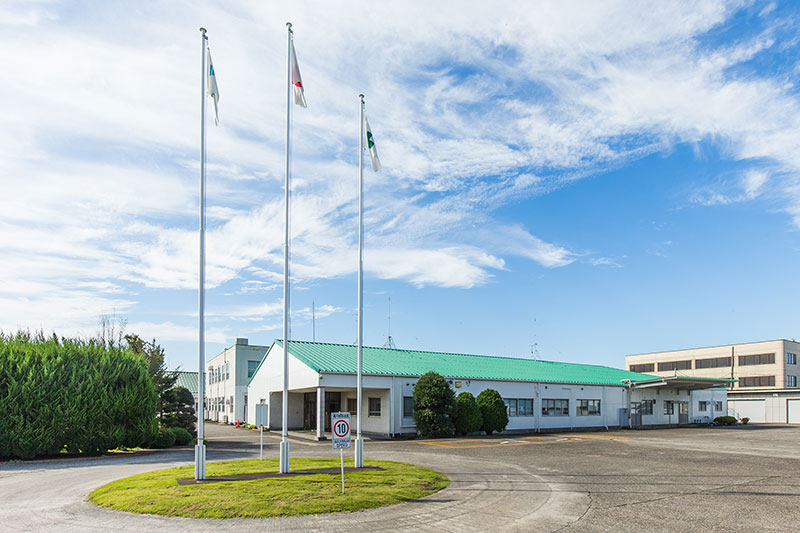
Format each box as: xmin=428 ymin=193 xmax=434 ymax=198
xmin=89 ymin=458 xmax=449 ymax=519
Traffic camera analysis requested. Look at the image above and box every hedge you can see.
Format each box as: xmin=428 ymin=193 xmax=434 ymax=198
xmin=0 ymin=331 xmax=159 ymax=459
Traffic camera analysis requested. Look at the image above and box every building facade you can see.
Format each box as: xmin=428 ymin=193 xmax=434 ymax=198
xmin=206 ymin=338 xmax=269 ymax=424
xmin=626 ymin=339 xmax=800 ymax=423
xmin=246 ymin=340 xmax=729 ymax=437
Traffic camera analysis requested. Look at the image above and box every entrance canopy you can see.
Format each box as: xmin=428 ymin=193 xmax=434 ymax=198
xmin=627 ymin=376 xmax=735 ymax=391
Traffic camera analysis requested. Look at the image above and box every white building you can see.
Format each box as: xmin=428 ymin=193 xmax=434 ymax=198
xmin=246 ymin=340 xmax=729 ymax=437
xmin=626 ymin=339 xmax=800 ymax=423
xmin=206 ymin=338 xmax=269 ymax=424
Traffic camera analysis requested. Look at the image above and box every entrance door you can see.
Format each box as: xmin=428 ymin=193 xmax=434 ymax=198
xmin=678 ymin=401 xmax=689 ymax=424
xmin=303 ymin=392 xmax=316 ymax=430
xmin=324 ymin=392 xmax=341 ymax=431
xmin=788 ymin=399 xmax=800 ymax=424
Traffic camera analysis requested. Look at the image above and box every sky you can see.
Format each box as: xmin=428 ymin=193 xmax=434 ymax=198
xmin=3 ymin=0 xmax=800 ymax=371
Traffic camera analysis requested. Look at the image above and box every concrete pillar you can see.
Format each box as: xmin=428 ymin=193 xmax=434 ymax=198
xmin=316 ymin=386 xmax=325 ymax=439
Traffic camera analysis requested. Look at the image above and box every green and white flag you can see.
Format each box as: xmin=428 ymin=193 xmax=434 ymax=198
xmin=363 ymin=114 xmax=380 ymax=172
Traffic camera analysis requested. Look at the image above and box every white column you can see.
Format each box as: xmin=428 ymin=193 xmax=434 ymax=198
xmin=317 ymin=386 xmax=325 ymax=439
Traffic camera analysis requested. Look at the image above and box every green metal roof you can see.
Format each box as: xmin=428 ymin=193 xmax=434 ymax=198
xmin=174 ymin=370 xmax=198 ymax=395
xmin=250 ymin=340 xmax=659 ymax=386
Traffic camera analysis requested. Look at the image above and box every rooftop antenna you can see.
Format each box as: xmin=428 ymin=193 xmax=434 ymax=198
xmin=312 ymin=301 xmax=315 ymax=342
xmin=383 ymin=296 xmax=396 ymax=349
xmin=530 ymin=318 xmax=539 ymax=361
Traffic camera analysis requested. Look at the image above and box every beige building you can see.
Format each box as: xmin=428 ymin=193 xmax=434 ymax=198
xmin=206 ymin=338 xmax=269 ymax=425
xmin=626 ymin=339 xmax=800 ymax=423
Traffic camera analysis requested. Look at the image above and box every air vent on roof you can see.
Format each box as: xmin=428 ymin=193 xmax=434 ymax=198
xmin=236 ymin=338 xmax=248 ymax=346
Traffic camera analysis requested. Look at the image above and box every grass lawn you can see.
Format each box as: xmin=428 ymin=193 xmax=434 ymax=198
xmin=89 ymin=458 xmax=449 ymax=519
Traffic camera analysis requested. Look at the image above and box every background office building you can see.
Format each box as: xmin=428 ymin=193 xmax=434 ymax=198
xmin=626 ymin=339 xmax=800 ymax=423
xmin=206 ymin=338 xmax=268 ymax=424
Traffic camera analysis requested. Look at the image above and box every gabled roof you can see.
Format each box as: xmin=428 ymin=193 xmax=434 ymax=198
xmin=249 ymin=339 xmax=659 ymax=387
xmin=174 ymin=370 xmax=198 ymax=395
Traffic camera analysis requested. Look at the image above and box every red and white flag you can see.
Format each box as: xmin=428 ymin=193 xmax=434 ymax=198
xmin=290 ymin=41 xmax=307 ymax=108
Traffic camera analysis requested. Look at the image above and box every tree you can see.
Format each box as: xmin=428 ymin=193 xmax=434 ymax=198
xmin=412 ymin=371 xmax=456 ymax=437
xmin=454 ymin=392 xmax=483 ymax=435
xmin=477 ymin=388 xmax=508 ymax=435
xmin=161 ymin=386 xmax=196 ymax=433
xmin=125 ymin=334 xmax=177 ymax=419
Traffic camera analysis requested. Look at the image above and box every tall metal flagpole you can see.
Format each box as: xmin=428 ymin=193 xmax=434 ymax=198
xmin=355 ymin=94 xmax=365 ymax=468
xmin=280 ymin=21 xmax=293 ymax=474
xmin=195 ymin=27 xmax=208 ymax=481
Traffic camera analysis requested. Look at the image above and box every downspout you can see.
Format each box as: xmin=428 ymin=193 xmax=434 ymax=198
xmin=622 ymin=379 xmax=632 ymax=429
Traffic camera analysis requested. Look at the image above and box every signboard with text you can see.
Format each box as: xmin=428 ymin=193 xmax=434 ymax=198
xmin=331 ymin=412 xmax=351 ymax=450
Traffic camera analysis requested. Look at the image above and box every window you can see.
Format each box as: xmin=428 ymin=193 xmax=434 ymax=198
xmin=403 ymin=396 xmax=414 ymax=418
xmin=658 ymin=360 xmax=692 ymax=371
xmin=226 ymin=362 xmax=230 ymax=380
xmin=714 ymin=401 xmax=723 ymax=411
xmin=787 ymin=375 xmax=798 ymax=388
xmin=787 ymin=353 xmax=797 ymax=365
xmin=368 ymin=397 xmax=381 ymax=417
xmin=630 ymin=363 xmax=655 ymax=373
xmin=738 ymin=353 xmax=775 ymax=366
xmin=248 ymin=360 xmax=259 ymax=378
xmin=577 ymin=399 xmax=601 ymax=416
xmin=640 ymin=400 xmax=654 ymax=415
xmin=698 ymin=401 xmax=708 ymax=412
xmin=739 ymin=375 xmax=775 ymax=387
xmin=504 ymin=398 xmax=534 ymax=417
xmin=663 ymin=400 xmax=674 ymax=415
xmin=695 ymin=357 xmax=732 ymax=369
xmin=542 ymin=399 xmax=569 ymax=416
xmin=347 ymin=398 xmax=357 ymax=415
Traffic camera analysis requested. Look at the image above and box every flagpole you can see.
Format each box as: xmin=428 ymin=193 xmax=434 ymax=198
xmin=355 ymin=94 xmax=365 ymax=468
xmin=280 ymin=21 xmax=293 ymax=475
xmin=195 ymin=26 xmax=208 ymax=481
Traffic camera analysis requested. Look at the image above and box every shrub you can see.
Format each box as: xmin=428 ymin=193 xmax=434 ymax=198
xmin=161 ymin=386 xmax=196 ymax=433
xmin=454 ymin=392 xmax=483 ymax=435
xmin=170 ymin=427 xmax=193 ymax=446
xmin=740 ymin=417 xmax=750 ymax=425
xmin=477 ymin=389 xmax=508 ymax=435
xmin=412 ymin=372 xmax=456 ymax=437
xmin=152 ymin=426 xmax=176 ymax=448
xmin=713 ymin=416 xmax=737 ymax=426
xmin=0 ymin=331 xmax=158 ymax=459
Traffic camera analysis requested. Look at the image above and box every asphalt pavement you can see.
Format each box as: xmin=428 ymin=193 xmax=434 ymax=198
xmin=1 ymin=422 xmax=798 ymax=532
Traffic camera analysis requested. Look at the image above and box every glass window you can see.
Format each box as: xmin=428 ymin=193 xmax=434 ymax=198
xmin=787 ymin=375 xmax=798 ymax=388
xmin=663 ymin=401 xmax=674 ymax=415
xmin=347 ymin=398 xmax=357 ymax=415
xmin=787 ymin=353 xmax=797 ymax=365
xmin=739 ymin=375 xmax=776 ymax=387
xmin=368 ymin=397 xmax=381 ymax=417
xmin=695 ymin=357 xmax=732 ymax=369
xmin=738 ymin=353 xmax=775 ymax=366
xmin=542 ymin=399 xmax=569 ymax=416
xmin=658 ymin=360 xmax=692 ymax=371
xmin=698 ymin=401 xmax=708 ymax=412
xmin=577 ymin=399 xmax=601 ymax=416
xmin=504 ymin=399 xmax=517 ymax=417
xmin=630 ymin=363 xmax=654 ymax=373
xmin=403 ymin=396 xmax=414 ymax=417
xmin=248 ymin=360 xmax=259 ymax=378
xmin=640 ymin=400 xmax=654 ymax=415
xmin=226 ymin=362 xmax=230 ymax=380
xmin=714 ymin=401 xmax=723 ymax=411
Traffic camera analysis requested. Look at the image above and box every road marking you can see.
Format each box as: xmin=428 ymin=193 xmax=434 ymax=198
xmin=417 ymin=434 xmax=628 ymax=449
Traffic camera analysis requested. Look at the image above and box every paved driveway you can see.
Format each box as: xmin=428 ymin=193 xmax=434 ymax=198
xmin=2 ymin=423 xmax=799 ymax=532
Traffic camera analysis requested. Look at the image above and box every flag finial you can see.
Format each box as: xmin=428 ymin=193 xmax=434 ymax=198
xmin=200 ymin=27 xmax=207 ymax=36
xmin=359 ymin=94 xmax=365 ymax=101
xmin=286 ymin=22 xmax=292 ymax=31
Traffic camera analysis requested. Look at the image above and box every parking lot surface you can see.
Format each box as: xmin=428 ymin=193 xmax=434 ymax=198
xmin=1 ymin=423 xmax=798 ymax=532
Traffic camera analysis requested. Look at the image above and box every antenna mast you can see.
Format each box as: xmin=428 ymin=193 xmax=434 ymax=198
xmin=383 ymin=296 xmax=396 ymax=349
xmin=531 ymin=318 xmax=539 ymax=361
xmin=312 ymin=301 xmax=315 ymax=342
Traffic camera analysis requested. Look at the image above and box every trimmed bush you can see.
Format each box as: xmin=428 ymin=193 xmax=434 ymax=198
xmin=713 ymin=416 xmax=737 ymax=426
xmin=454 ymin=392 xmax=482 ymax=435
xmin=477 ymin=389 xmax=508 ymax=435
xmin=0 ymin=331 xmax=158 ymax=459
xmin=740 ymin=417 xmax=750 ymax=425
xmin=170 ymin=427 xmax=193 ymax=446
xmin=153 ymin=426 xmax=176 ymax=448
xmin=161 ymin=386 xmax=196 ymax=433
xmin=412 ymin=372 xmax=456 ymax=437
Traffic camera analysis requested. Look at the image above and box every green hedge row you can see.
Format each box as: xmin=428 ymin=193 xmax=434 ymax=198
xmin=0 ymin=332 xmax=158 ymax=459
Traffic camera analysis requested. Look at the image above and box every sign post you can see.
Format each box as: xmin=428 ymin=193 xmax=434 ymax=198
xmin=331 ymin=412 xmax=351 ymax=493
xmin=256 ymin=404 xmax=269 ymax=461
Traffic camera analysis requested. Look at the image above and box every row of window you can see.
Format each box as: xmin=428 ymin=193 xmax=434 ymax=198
xmin=631 ymin=351 xmax=792 ymax=373
xmin=697 ymin=401 xmax=724 ymax=412
xmin=208 ymin=362 xmax=230 ymax=384
xmin=209 ymin=396 xmax=232 ymax=412
xmin=345 ymin=397 xmax=383 ymax=417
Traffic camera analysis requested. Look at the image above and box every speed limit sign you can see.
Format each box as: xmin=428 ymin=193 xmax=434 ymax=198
xmin=331 ymin=412 xmax=351 ymax=449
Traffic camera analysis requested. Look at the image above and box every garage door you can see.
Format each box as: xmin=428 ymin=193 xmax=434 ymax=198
xmin=788 ymin=399 xmax=800 ymax=424
xmin=731 ymin=400 xmax=766 ymax=423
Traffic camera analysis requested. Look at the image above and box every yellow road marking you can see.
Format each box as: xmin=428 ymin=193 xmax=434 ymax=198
xmin=417 ymin=434 xmax=628 ymax=449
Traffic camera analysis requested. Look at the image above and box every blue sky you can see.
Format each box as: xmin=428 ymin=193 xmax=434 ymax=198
xmin=3 ymin=1 xmax=800 ymax=370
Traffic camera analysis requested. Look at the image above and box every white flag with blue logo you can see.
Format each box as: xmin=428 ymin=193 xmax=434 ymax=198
xmin=207 ymin=49 xmax=220 ymax=125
